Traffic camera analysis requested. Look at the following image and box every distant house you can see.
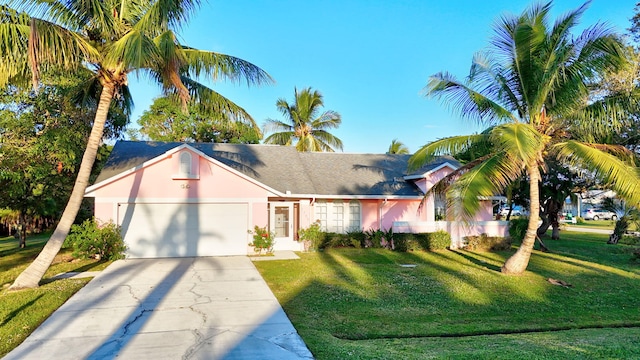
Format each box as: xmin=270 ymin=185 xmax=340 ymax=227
xmin=85 ymin=141 xmax=508 ymax=258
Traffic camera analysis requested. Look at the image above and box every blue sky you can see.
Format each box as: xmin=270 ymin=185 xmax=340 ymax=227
xmin=127 ymin=0 xmax=637 ymax=153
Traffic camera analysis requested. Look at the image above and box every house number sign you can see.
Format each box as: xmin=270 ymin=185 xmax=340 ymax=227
xmin=181 ymin=184 xmax=191 ymax=189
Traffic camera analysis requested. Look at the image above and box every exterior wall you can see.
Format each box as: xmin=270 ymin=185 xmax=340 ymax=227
xmin=360 ymin=200 xmax=380 ymax=230
xmin=252 ymin=202 xmax=269 ymax=228
xmin=91 ymin=150 xmax=275 ymax=256
xmin=298 ymin=200 xmax=312 ymax=229
xmin=380 ymin=199 xmax=424 ymax=231
xmin=94 ymin=202 xmax=114 ymax=226
xmin=475 ymin=200 xmax=494 ymax=221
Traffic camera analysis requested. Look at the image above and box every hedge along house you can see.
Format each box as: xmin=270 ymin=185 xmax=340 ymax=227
xmin=84 ymin=141 xmax=508 ymax=258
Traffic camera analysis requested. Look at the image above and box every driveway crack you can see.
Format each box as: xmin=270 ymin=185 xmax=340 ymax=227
xmin=182 ymin=267 xmax=214 ymax=359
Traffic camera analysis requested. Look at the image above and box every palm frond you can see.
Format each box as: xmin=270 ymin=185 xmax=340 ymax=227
xmin=263 ymin=130 xmax=295 ymax=146
xmin=425 ymin=72 xmax=517 ymax=125
xmin=409 ymin=134 xmax=489 ymax=172
xmin=309 ymin=130 xmax=343 ymax=151
xmin=181 ymin=48 xmax=273 ymax=86
xmin=555 ymin=141 xmax=640 ymax=205
xmin=449 ymin=152 xmax=527 ymax=220
xmin=177 ymin=76 xmax=256 ymax=127
xmin=490 ymin=123 xmax=547 ymax=165
xmin=104 ymin=29 xmax=159 ymax=70
xmin=8 ymin=0 xmax=114 ymax=34
xmin=469 ymin=52 xmax=522 ymax=115
xmin=567 ymin=89 xmax=640 ymax=141
xmin=388 ymin=139 xmax=409 ymax=155
xmin=311 ymin=110 xmax=341 ymax=129
xmin=135 ymin=0 xmax=202 ymax=34
xmin=263 ymin=118 xmax=293 ymax=133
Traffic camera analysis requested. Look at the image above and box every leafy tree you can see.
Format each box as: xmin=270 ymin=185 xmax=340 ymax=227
xmin=1 ymin=0 xmax=271 ymax=289
xmin=138 ymin=96 xmax=261 ymax=143
xmin=410 ymin=2 xmax=640 ymax=275
xmin=263 ymin=87 xmax=343 ymax=152
xmin=387 ymin=139 xmax=409 ymax=154
xmin=0 ymin=74 xmax=116 ymax=247
xmin=536 ymin=161 xmax=594 ymax=239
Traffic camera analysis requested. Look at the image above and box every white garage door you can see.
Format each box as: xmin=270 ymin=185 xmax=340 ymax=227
xmin=117 ymin=203 xmax=249 ymax=258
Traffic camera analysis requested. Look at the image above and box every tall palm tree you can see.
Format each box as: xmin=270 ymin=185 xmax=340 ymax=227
xmin=387 ymin=139 xmax=409 ymax=154
xmin=409 ymin=2 xmax=640 ymax=275
xmin=1 ymin=0 xmax=272 ymax=290
xmin=263 ymin=87 xmax=343 ymax=152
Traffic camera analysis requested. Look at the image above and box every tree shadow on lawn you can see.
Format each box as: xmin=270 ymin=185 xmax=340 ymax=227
xmin=284 ymin=247 xmax=640 ymax=347
xmin=0 ymin=294 xmax=44 ymax=327
xmin=447 ymin=249 xmax=503 ymax=272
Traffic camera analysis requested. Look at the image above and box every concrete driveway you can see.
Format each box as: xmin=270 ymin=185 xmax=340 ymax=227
xmin=5 ymin=257 xmax=313 ymax=360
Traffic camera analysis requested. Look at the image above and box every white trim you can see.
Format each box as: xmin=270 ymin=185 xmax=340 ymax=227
xmin=478 ymin=196 xmax=507 ymax=201
xmin=280 ymin=194 xmax=423 ymax=200
xmin=94 ymin=197 xmax=267 ymax=203
xmin=403 ymin=162 xmax=459 ymax=180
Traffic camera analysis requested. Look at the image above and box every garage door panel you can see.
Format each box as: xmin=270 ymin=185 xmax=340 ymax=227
xmin=118 ymin=203 xmax=248 ymax=258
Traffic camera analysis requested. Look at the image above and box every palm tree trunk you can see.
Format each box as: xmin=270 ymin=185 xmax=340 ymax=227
xmin=9 ymin=83 xmax=115 ymax=290
xmin=502 ymin=161 xmax=541 ymax=275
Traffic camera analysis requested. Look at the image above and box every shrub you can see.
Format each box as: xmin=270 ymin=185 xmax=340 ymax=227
xmin=619 ymin=235 xmax=640 ymax=246
xmin=298 ymin=222 xmax=324 ymax=251
xmin=63 ymin=218 xmax=126 ymax=260
xmin=381 ymin=228 xmax=394 ymax=249
xmin=321 ymin=232 xmax=361 ymax=249
xmin=346 ymin=230 xmax=365 ymax=248
xmin=427 ymin=230 xmax=451 ymax=250
xmin=364 ymin=228 xmax=384 ymax=248
xmin=248 ymin=225 xmax=275 ymax=255
xmin=463 ymin=233 xmax=511 ymax=251
xmin=393 ymin=233 xmax=409 ymax=252
xmin=509 ymin=218 xmax=529 ymax=243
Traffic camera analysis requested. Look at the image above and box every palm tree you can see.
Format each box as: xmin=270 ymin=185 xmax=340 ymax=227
xmin=263 ymin=87 xmax=343 ymax=152
xmin=1 ymin=0 xmax=272 ymax=290
xmin=409 ymin=2 xmax=640 ymax=275
xmin=387 ymin=139 xmax=409 ymax=154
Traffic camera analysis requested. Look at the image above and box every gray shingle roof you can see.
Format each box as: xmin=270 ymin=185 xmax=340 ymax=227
xmin=95 ymin=141 xmax=459 ymax=197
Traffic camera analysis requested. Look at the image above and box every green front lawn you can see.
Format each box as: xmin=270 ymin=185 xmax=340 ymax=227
xmin=0 ymin=234 xmax=111 ymax=357
xmin=256 ymin=234 xmax=640 ymax=359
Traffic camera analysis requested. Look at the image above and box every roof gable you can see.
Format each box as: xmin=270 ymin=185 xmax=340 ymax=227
xmin=90 ymin=141 xmax=460 ymax=197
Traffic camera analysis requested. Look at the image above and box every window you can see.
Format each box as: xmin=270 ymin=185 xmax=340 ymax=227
xmin=315 ymin=201 xmax=328 ymax=231
xmin=332 ymin=200 xmax=344 ymax=233
xmin=173 ymin=151 xmax=199 ymax=179
xmin=314 ymin=200 xmax=360 ymax=233
xmin=180 ymin=152 xmax=192 ymax=176
xmin=348 ymin=201 xmax=361 ymax=231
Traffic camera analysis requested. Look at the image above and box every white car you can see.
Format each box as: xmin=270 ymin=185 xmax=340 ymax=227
xmin=583 ymin=208 xmax=617 ymax=221
xmin=500 ymin=206 xmax=526 ymax=217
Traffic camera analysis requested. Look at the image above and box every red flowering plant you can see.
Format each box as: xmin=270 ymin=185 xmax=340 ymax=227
xmin=247 ymin=225 xmax=275 ymax=255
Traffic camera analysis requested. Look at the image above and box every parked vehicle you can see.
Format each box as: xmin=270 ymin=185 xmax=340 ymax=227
xmin=500 ymin=206 xmax=527 ymax=217
xmin=582 ymin=208 xmax=617 ymax=220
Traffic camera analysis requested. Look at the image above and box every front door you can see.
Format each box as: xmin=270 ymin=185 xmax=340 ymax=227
xmin=270 ymin=202 xmax=294 ymax=242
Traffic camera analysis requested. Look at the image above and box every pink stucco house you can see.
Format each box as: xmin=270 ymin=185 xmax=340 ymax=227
xmin=84 ymin=141 xmax=508 ymax=258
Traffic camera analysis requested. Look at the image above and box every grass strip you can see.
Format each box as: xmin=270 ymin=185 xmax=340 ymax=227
xmin=0 ymin=234 xmax=111 ymax=357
